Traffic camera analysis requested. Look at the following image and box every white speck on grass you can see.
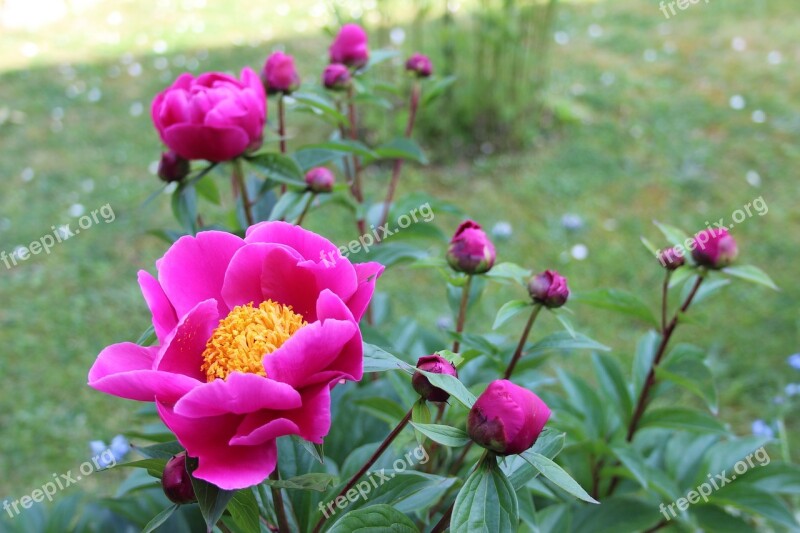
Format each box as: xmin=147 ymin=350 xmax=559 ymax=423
xmin=69 ymin=204 xmax=85 ymax=217
xmin=390 ymin=28 xmax=405 ymax=45
xmin=21 ymin=168 xmax=34 ymax=182
xmin=128 ymin=63 xmax=142 ymax=77
xmin=571 ymin=244 xmax=588 ymax=260
xmin=107 ymin=11 xmax=123 ymax=25
xmin=600 ymin=72 xmax=615 ymax=86
xmin=588 ymin=24 xmax=603 ymax=38
xmin=129 ymin=102 xmax=144 ymax=116
xmin=643 ymin=49 xmax=657 ymax=62
xmin=554 ymin=31 xmax=569 ymax=45
xmin=87 ymin=87 xmax=102 ymax=102
xmin=21 ymin=42 xmax=39 ymax=58
xmin=148 ymin=161 xmax=160 ymax=175
xmin=751 ymin=110 xmax=766 ymax=123
xmin=81 ymin=179 xmax=95 ymax=192
xmin=153 ymin=40 xmax=168 ymax=54
xmin=729 ymin=95 xmax=746 ymax=110
xmin=746 ymin=170 xmax=761 ymax=187
xmin=767 ymin=50 xmax=782 ymax=65
xmin=731 ymin=37 xmax=746 ymax=51
xmin=154 ymin=57 xmax=169 ymax=70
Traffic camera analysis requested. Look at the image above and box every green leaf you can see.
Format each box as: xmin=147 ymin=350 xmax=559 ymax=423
xmin=451 ymin=460 xmax=519 ymax=533
xmin=115 ymin=458 xmax=167 ymax=479
xmin=657 ymin=358 xmax=718 ymax=414
xmin=362 ymin=343 xmax=411 ymax=373
xmin=136 ymin=324 xmax=156 ymax=346
xmin=416 ymin=370 xmax=476 ymax=408
xmin=189 ymin=474 xmax=236 ymax=532
xmin=570 ymin=496 xmax=660 ymax=533
xmin=226 ymin=488 xmax=260 ymax=532
xmin=592 ymin=353 xmax=632 ymax=424
xmin=632 ymin=331 xmax=660 ymax=402
xmin=639 ymin=407 xmax=727 ymax=434
xmin=743 ymin=462 xmax=800 ymax=495
xmin=356 ymin=397 xmax=408 ymax=426
xmin=409 ymin=423 xmax=471 ymax=447
xmin=292 ymin=435 xmax=324 ymax=465
xmin=262 ymin=472 xmax=336 ymax=492
xmin=571 ymin=288 xmax=658 ymax=327
xmin=519 ymin=451 xmax=598 ymax=504
xmin=291 ymin=92 xmax=349 ymax=127
xmin=639 ymin=236 xmax=660 ymax=257
xmin=303 ymin=140 xmax=377 ymax=159
xmin=711 ymin=483 xmax=799 ymax=529
xmin=411 ymin=399 xmax=431 ymax=445
xmin=327 ymin=504 xmax=417 ymax=533
xmin=371 ymin=137 xmax=428 ymax=165
xmin=492 ymin=300 xmax=532 ymax=330
xmin=268 ymin=190 xmax=310 ymax=221
xmin=141 ymin=504 xmax=178 ymax=533
xmin=485 ymin=262 xmax=532 ymax=286
xmin=722 ymin=265 xmax=779 ymax=290
xmin=610 ymin=445 xmax=649 ymax=489
xmin=247 ymin=152 xmax=305 ymax=186
xmin=421 ymin=75 xmax=457 ymax=106
xmin=194 ymin=173 xmax=221 ymax=205
xmin=131 ymin=441 xmax=184 ymax=460
xmin=653 ymin=220 xmax=691 ymax=248
xmin=549 ymin=307 xmax=576 ymax=338
xmin=294 ymin=147 xmax=347 ymax=171
xmin=525 ymin=332 xmax=610 ymax=359
xmin=171 ymin=182 xmax=198 ymax=234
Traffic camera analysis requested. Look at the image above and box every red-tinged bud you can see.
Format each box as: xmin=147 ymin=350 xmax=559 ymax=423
xmin=412 ymin=355 xmax=458 ymax=402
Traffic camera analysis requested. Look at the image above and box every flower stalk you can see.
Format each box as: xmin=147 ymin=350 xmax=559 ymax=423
xmin=452 ymin=275 xmax=473 ymax=353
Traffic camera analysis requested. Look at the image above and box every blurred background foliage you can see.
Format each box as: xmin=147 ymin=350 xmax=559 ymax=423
xmin=0 ymin=0 xmax=797 ymax=519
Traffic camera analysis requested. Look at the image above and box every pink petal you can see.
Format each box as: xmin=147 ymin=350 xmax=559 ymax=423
xmin=245 ymin=221 xmax=340 ymax=263
xmin=157 ymin=231 xmax=244 ymax=319
xmin=230 ymin=417 xmax=300 ymax=446
xmin=157 ymin=402 xmax=278 ymax=490
xmin=162 ymin=123 xmax=250 ymax=162
xmin=173 ymin=373 xmax=302 ymax=418
xmin=316 ymin=289 xmax=363 ymax=383
xmin=88 ymin=343 xmax=200 ymax=403
xmin=155 ymin=299 xmax=219 ymax=381
xmin=220 ymin=243 xmax=305 ymax=310
xmin=346 ymin=262 xmax=384 ymax=321
xmin=138 ymin=270 xmax=178 ymax=342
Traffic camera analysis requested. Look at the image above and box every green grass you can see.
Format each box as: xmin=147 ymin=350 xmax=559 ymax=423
xmin=1 ymin=0 xmax=798 ymax=500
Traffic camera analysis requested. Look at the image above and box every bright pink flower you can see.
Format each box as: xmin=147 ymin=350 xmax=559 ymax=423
xmin=467 ymin=380 xmax=551 ymax=455
xmin=305 ymin=167 xmax=335 ymax=193
xmin=151 ymin=68 xmax=266 ymax=163
xmin=692 ymin=227 xmax=738 ymax=269
xmin=528 ymin=270 xmax=570 ymax=308
xmin=262 ymin=52 xmax=300 ymax=94
xmin=322 ymin=64 xmax=351 ymax=90
xmin=88 ymin=222 xmax=383 ymax=490
xmin=412 ymin=355 xmax=458 ymax=402
xmin=405 ymin=53 xmax=433 ymax=78
xmin=446 ymin=220 xmax=496 ymax=275
xmin=329 ymin=24 xmax=369 ymax=68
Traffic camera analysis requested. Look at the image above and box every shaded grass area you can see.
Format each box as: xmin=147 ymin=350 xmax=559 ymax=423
xmin=0 ymin=0 xmax=798 ymax=498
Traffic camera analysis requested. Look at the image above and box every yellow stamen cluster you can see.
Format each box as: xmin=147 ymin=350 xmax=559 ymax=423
xmin=201 ymin=300 xmax=306 ymax=382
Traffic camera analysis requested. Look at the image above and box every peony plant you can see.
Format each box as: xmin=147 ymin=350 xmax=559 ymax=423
xmin=79 ymin=23 xmax=799 ymax=533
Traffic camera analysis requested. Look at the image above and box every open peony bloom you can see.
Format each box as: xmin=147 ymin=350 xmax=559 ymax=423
xmin=88 ymin=222 xmax=383 ymax=490
xmin=329 ymin=23 xmax=369 ymax=68
xmin=467 ymin=380 xmax=551 ymax=456
xmin=151 ymin=68 xmax=266 ymax=163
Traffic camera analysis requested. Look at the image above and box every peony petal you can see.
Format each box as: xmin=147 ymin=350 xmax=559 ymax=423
xmin=346 ymin=262 xmax=384 ymax=321
xmin=263 ymin=312 xmax=357 ymax=389
xmin=245 ymin=221 xmax=340 ymax=263
xmin=138 ymin=270 xmax=178 ymax=342
xmin=157 ymin=402 xmax=277 ymax=490
xmin=258 ymin=246 xmax=320 ymax=321
xmin=88 ymin=343 xmax=200 ymax=403
xmin=219 ymin=242 xmax=303 ymax=310
xmin=230 ymin=417 xmax=300 ymax=446
xmin=157 ymin=231 xmax=244 ymax=318
xmin=162 ymin=123 xmax=250 ymax=162
xmin=155 ymin=299 xmax=219 ymax=381
xmin=316 ymin=289 xmax=363 ymax=383
xmin=173 ymin=373 xmax=302 ymax=418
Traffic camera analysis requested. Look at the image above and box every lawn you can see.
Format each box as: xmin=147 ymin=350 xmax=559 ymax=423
xmin=0 ymin=0 xmax=797 ymax=506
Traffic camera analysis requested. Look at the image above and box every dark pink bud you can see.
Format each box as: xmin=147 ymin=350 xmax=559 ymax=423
xmin=157 ymin=150 xmax=190 ymax=183
xmin=412 ymin=355 xmax=458 ymax=402
xmin=692 ymin=228 xmax=738 ymax=269
xmin=329 ymin=24 xmax=369 ymax=68
xmin=528 ymin=270 xmax=569 ymax=308
xmin=405 ymin=53 xmax=433 ymax=78
xmin=446 ymin=220 xmax=496 ymax=275
xmin=658 ymin=247 xmax=685 ymax=270
xmin=162 ymin=453 xmax=196 ymax=504
xmin=262 ymin=51 xmax=300 ymax=94
xmin=322 ymin=64 xmax=351 ymax=91
xmin=467 ymin=380 xmax=551 ymax=455
xmin=305 ymin=167 xmax=335 ymax=193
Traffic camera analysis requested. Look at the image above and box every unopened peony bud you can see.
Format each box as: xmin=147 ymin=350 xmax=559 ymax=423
xmin=322 ymin=64 xmax=351 ymax=90
xmin=162 ymin=453 xmax=196 ymax=504
xmin=405 ymin=53 xmax=433 ymax=78
xmin=467 ymin=380 xmax=550 ymax=455
xmin=446 ymin=220 xmax=496 ymax=275
xmin=528 ymin=270 xmax=569 ymax=308
xmin=158 ymin=150 xmax=190 ymax=183
xmin=412 ymin=355 xmax=458 ymax=402
xmin=262 ymin=51 xmax=300 ymax=95
xmin=658 ymin=247 xmax=685 ymax=270
xmin=692 ymin=228 xmax=738 ymax=269
xmin=305 ymin=167 xmax=335 ymax=193
xmin=329 ymin=24 xmax=369 ymax=68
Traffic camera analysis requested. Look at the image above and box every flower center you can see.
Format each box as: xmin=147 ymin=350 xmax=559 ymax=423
xmin=200 ymin=300 xmax=306 ymax=382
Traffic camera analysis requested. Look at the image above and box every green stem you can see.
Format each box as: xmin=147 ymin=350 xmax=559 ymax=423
xmin=269 ymin=470 xmax=291 ymax=533
xmin=503 ymin=303 xmax=543 ymax=379
xmin=295 ymin=193 xmax=315 ymax=227
xmin=452 ymin=275 xmax=473 ymax=353
xmin=232 ymin=158 xmax=254 ymax=227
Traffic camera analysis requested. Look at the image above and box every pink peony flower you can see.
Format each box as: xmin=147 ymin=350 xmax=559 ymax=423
xmin=446 ymin=220 xmax=496 ymax=275
xmin=262 ymin=52 xmax=300 ymax=95
xmin=88 ymin=222 xmax=383 ymax=490
xmin=528 ymin=270 xmax=570 ymax=308
xmin=305 ymin=167 xmax=335 ymax=193
xmin=329 ymin=24 xmax=369 ymax=68
xmin=322 ymin=63 xmax=351 ymax=91
xmin=412 ymin=355 xmax=458 ymax=403
xmin=151 ymin=68 xmax=266 ymax=163
xmin=405 ymin=53 xmax=433 ymax=78
xmin=467 ymin=380 xmax=551 ymax=455
xmin=692 ymin=227 xmax=738 ymax=269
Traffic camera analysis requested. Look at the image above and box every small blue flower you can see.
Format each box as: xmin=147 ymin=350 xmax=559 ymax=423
xmin=751 ymin=419 xmax=774 ymax=439
xmin=785 ymin=383 xmax=800 ymax=397
xmin=89 ymin=435 xmax=130 ymax=468
xmin=788 ymin=353 xmax=800 ymax=370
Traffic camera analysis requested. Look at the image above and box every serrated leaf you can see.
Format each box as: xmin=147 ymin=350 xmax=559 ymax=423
xmin=519 ymin=451 xmax=598 ymax=504
xmin=571 ymin=289 xmax=658 ymax=327
xmin=722 ymin=265 xmax=779 ymax=290
xmin=492 ymin=300 xmax=533 ymax=330
xmin=409 ymin=423 xmax=471 ymax=447
xmin=451 ymin=460 xmax=519 ymax=533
